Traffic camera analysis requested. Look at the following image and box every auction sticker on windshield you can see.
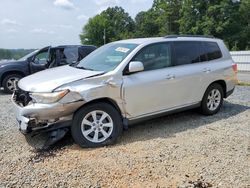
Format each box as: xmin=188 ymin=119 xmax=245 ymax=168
xmin=115 ymin=47 xmax=130 ymax=53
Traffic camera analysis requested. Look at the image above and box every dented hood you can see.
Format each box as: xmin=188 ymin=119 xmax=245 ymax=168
xmin=18 ymin=65 xmax=103 ymax=92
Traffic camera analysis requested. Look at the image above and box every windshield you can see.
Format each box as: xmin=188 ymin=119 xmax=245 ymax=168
xmin=76 ymin=43 xmax=138 ymax=72
xmin=18 ymin=49 xmax=39 ymax=61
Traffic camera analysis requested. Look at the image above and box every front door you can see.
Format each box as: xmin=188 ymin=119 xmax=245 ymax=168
xmin=30 ymin=47 xmax=49 ymax=73
xmin=122 ymin=42 xmax=175 ymax=118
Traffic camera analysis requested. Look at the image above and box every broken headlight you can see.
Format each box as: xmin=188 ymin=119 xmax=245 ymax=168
xmin=30 ymin=90 xmax=69 ymax=104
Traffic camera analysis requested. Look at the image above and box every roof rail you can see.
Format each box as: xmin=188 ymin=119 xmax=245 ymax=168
xmin=164 ymin=35 xmax=215 ymax=39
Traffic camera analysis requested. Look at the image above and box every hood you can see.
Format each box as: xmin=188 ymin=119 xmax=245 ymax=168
xmin=18 ymin=65 xmax=104 ymax=92
xmin=0 ymin=60 xmax=25 ymax=66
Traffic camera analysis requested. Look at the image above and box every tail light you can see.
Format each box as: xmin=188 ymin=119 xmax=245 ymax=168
xmin=232 ymin=64 xmax=237 ymax=73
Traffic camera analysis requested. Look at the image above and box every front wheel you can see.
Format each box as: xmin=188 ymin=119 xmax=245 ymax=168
xmin=71 ymin=102 xmax=123 ymax=148
xmin=3 ymin=74 xmax=22 ymax=94
xmin=200 ymin=83 xmax=224 ymax=115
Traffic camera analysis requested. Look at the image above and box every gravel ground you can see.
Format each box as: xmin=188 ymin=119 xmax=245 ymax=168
xmin=0 ymin=86 xmax=249 ymax=188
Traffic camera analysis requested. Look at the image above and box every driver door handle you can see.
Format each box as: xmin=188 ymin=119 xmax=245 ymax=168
xmin=166 ymin=74 xmax=175 ymax=80
xmin=203 ymin=68 xmax=211 ymax=73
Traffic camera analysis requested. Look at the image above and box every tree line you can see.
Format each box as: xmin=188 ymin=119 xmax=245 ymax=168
xmin=80 ymin=0 xmax=250 ymax=51
xmin=0 ymin=49 xmax=34 ymax=60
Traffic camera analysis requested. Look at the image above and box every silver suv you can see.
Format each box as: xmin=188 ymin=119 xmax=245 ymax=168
xmin=12 ymin=36 xmax=238 ymax=148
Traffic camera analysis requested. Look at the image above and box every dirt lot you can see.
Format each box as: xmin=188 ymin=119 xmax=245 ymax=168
xmin=0 ymin=86 xmax=249 ymax=188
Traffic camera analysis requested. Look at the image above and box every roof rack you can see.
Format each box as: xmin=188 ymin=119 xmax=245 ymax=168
xmin=164 ymin=35 xmax=215 ymax=39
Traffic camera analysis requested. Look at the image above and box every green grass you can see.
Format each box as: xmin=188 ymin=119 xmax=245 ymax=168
xmin=237 ymin=81 xmax=250 ymax=86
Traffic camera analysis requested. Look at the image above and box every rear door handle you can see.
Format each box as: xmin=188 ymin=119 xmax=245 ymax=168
xmin=203 ymin=68 xmax=211 ymax=73
xmin=166 ymin=74 xmax=175 ymax=80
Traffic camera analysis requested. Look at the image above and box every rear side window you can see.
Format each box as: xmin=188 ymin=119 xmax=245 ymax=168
xmin=62 ymin=47 xmax=78 ymax=64
xmin=203 ymin=42 xmax=222 ymax=61
xmin=172 ymin=41 xmax=202 ymax=66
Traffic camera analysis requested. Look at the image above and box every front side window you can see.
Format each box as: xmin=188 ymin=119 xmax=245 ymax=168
xmin=172 ymin=41 xmax=202 ymax=66
xmin=34 ymin=50 xmax=48 ymax=64
xmin=77 ymin=43 xmax=138 ymax=72
xmin=132 ymin=43 xmax=172 ymax=71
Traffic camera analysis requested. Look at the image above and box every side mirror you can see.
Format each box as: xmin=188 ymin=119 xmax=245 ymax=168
xmin=128 ymin=61 xmax=144 ymax=73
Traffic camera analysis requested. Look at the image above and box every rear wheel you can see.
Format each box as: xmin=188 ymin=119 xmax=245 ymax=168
xmin=200 ymin=83 xmax=223 ymax=115
xmin=2 ymin=74 xmax=22 ymax=94
xmin=71 ymin=102 xmax=123 ymax=148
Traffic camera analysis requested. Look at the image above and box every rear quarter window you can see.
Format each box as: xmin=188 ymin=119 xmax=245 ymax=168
xmin=203 ymin=42 xmax=222 ymax=61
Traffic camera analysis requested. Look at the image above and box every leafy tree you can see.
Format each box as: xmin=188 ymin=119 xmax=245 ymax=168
xmin=80 ymin=6 xmax=135 ymax=46
xmin=0 ymin=49 xmax=12 ymax=60
xmin=152 ymin=0 xmax=182 ymax=35
xmin=80 ymin=1 xmax=250 ymax=50
xmin=134 ymin=9 xmax=161 ymax=37
xmin=0 ymin=49 xmax=34 ymax=60
xmin=238 ymin=0 xmax=250 ymax=50
xmin=179 ymin=0 xmax=242 ymax=49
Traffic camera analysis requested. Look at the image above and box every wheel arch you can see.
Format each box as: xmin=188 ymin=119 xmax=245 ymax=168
xmin=1 ymin=71 xmax=25 ymax=86
xmin=75 ymin=97 xmax=123 ymax=117
xmin=208 ymin=80 xmax=227 ymax=98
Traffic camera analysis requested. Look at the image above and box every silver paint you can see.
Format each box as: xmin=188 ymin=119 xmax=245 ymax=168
xmin=12 ymin=37 xmax=237 ymax=132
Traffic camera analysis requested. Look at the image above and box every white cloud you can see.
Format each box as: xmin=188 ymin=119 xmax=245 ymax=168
xmin=5 ymin=29 xmax=18 ymax=33
xmin=52 ymin=24 xmax=73 ymax=29
xmin=54 ymin=0 xmax=76 ymax=10
xmin=130 ymin=0 xmax=148 ymax=4
xmin=30 ymin=28 xmax=55 ymax=34
xmin=94 ymin=0 xmax=122 ymax=14
xmin=77 ymin=14 xmax=89 ymax=20
xmin=97 ymin=6 xmax=109 ymax=14
xmin=95 ymin=0 xmax=120 ymax=6
xmin=1 ymin=18 xmax=21 ymax=26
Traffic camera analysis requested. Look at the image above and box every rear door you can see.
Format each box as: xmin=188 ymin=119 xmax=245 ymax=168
xmin=197 ymin=41 xmax=225 ymax=98
xmin=169 ymin=41 xmax=208 ymax=106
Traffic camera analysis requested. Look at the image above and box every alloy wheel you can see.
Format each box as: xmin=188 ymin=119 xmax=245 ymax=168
xmin=207 ymin=89 xmax=221 ymax=111
xmin=6 ymin=77 xmax=19 ymax=91
xmin=81 ymin=110 xmax=113 ymax=143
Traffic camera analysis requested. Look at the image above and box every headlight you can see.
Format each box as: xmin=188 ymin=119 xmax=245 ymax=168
xmin=30 ymin=90 xmax=69 ymax=104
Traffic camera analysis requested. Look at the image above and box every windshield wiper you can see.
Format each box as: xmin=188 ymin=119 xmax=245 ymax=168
xmin=75 ymin=66 xmax=94 ymax=71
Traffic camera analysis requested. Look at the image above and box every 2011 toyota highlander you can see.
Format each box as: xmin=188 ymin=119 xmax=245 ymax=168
xmin=12 ymin=35 xmax=238 ymax=148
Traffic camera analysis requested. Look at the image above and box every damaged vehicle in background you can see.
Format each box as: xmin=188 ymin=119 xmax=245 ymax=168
xmin=0 ymin=45 xmax=96 ymax=93
xmin=12 ymin=35 xmax=237 ymax=148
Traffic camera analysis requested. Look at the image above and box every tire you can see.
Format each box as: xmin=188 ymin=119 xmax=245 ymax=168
xmin=2 ymin=74 xmax=23 ymax=94
xmin=71 ymin=102 xmax=123 ymax=148
xmin=200 ymin=83 xmax=224 ymax=115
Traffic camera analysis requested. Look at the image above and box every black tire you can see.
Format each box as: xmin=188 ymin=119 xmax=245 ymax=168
xmin=71 ymin=102 xmax=123 ymax=148
xmin=2 ymin=74 xmax=23 ymax=94
xmin=200 ymin=83 xmax=224 ymax=115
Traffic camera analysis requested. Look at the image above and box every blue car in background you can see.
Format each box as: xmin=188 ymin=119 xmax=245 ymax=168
xmin=0 ymin=45 xmax=96 ymax=93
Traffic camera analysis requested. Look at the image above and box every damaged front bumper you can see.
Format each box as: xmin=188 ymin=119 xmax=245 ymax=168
xmin=11 ymin=90 xmax=85 ymax=134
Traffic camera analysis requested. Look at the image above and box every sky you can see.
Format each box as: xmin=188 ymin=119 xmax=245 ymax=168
xmin=0 ymin=0 xmax=153 ymax=49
